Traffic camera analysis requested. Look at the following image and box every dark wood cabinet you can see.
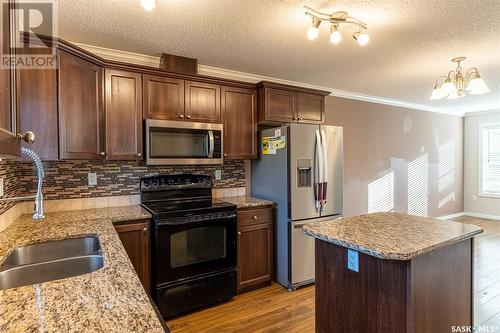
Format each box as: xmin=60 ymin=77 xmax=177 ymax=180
xmin=185 ymin=80 xmax=221 ymax=123
xmin=115 ymin=220 xmax=150 ymax=292
xmin=258 ymin=82 xmax=329 ymax=125
xmin=105 ymin=69 xmax=143 ymax=160
xmin=0 ymin=0 xmax=20 ymax=158
xmin=237 ymin=206 xmax=273 ymax=293
xmin=58 ymin=50 xmax=104 ymax=160
xmin=297 ymin=93 xmax=324 ymax=123
xmin=221 ymin=86 xmax=257 ymax=159
xmin=16 ymin=49 xmax=58 ymax=160
xmin=143 ymin=74 xmax=184 ymax=121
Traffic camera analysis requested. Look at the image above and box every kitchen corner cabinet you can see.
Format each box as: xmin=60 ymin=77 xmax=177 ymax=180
xmin=115 ymin=220 xmax=150 ymax=292
xmin=105 ymin=69 xmax=143 ymax=160
xmin=222 ymin=86 xmax=257 ymax=159
xmin=58 ymin=50 xmax=105 ymax=160
xmin=237 ymin=206 xmax=273 ymax=293
xmin=257 ymin=82 xmax=329 ymax=125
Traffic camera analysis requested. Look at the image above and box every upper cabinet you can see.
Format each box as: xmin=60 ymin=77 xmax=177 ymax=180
xmin=105 ymin=69 xmax=143 ymax=160
xmin=58 ymin=50 xmax=104 ymax=160
xmin=222 ymin=86 xmax=257 ymax=159
xmin=143 ymin=75 xmax=221 ymax=123
xmin=185 ymin=81 xmax=221 ymax=123
xmin=257 ymin=82 xmax=330 ymax=125
xmin=143 ymin=74 xmax=184 ymax=121
xmin=0 ymin=0 xmax=20 ymax=158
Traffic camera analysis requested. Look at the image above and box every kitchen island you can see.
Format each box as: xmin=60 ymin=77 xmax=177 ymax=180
xmin=303 ymin=212 xmax=483 ymax=333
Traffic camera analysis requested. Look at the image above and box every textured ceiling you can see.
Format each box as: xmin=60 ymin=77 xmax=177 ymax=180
xmin=57 ymin=0 xmax=500 ymax=114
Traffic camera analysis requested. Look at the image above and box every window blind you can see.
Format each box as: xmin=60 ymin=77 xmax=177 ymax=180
xmin=482 ymin=124 xmax=500 ymax=196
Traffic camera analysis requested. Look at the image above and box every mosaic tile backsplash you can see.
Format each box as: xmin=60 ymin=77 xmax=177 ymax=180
xmin=0 ymin=160 xmax=246 ymax=214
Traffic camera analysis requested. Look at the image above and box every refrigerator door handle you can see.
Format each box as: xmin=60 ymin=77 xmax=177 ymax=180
xmin=320 ymin=129 xmax=328 ymax=206
xmin=315 ymin=130 xmax=324 ymax=211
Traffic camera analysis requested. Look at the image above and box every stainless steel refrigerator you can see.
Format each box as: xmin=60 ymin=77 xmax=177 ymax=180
xmin=251 ymin=123 xmax=343 ymax=290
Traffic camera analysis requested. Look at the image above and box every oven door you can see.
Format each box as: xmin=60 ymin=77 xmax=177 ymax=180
xmin=154 ymin=213 xmax=237 ymax=286
xmin=146 ymin=119 xmax=223 ymax=165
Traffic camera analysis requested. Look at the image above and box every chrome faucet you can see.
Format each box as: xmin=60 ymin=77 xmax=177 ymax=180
xmin=0 ymin=136 xmax=45 ymax=220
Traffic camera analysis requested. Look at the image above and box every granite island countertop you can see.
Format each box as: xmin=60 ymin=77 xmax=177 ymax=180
xmin=303 ymin=212 xmax=483 ymax=260
xmin=0 ymin=205 xmax=167 ymax=333
xmin=218 ymin=196 xmax=274 ymax=209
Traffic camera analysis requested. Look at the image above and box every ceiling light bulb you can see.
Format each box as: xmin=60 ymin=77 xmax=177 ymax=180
xmin=440 ymin=79 xmax=456 ymax=94
xmin=307 ymin=26 xmax=320 ymax=40
xmin=430 ymin=86 xmax=447 ymax=100
xmin=353 ymin=31 xmax=369 ymax=46
xmin=330 ymin=25 xmax=342 ymax=44
xmin=141 ymin=0 xmax=155 ymax=11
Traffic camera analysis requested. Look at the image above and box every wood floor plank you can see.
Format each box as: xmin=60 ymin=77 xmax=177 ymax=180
xmin=166 ymin=216 xmax=500 ymax=332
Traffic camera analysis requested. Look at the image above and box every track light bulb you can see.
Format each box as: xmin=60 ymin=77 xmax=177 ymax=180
xmin=141 ymin=0 xmax=155 ymax=11
xmin=353 ymin=31 xmax=370 ymax=46
xmin=307 ymin=17 xmax=321 ymax=40
xmin=330 ymin=25 xmax=342 ymax=44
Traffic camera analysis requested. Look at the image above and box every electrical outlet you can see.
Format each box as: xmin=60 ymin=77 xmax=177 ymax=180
xmin=0 ymin=178 xmax=3 ymax=197
xmin=472 ymin=195 xmax=478 ymax=202
xmin=214 ymin=170 xmax=222 ymax=180
xmin=347 ymin=249 xmax=359 ymax=272
xmin=88 ymin=173 xmax=97 ymax=186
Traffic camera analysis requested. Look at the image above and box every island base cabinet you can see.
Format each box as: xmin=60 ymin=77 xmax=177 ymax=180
xmin=115 ymin=221 xmax=150 ymax=293
xmin=315 ymin=238 xmax=473 ymax=333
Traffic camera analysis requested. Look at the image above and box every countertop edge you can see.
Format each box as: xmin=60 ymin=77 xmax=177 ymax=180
xmin=303 ymin=227 xmax=483 ymax=260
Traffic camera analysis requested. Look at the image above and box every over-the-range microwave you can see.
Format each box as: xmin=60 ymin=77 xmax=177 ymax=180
xmin=145 ymin=119 xmax=223 ymax=165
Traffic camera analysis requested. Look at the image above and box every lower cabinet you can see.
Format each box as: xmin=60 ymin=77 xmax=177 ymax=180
xmin=115 ymin=220 xmax=150 ymax=292
xmin=237 ymin=206 xmax=273 ymax=293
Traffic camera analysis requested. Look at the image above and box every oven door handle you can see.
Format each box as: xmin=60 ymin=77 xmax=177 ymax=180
xmin=156 ymin=213 xmax=237 ymax=226
xmin=208 ymin=130 xmax=215 ymax=158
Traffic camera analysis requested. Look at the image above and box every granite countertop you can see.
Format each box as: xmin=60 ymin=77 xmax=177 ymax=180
xmin=303 ymin=212 xmax=483 ymax=260
xmin=219 ymin=196 xmax=274 ymax=209
xmin=0 ymin=205 xmax=167 ymax=333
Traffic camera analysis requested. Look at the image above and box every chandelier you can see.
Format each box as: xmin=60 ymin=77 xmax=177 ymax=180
xmin=431 ymin=57 xmax=490 ymax=100
xmin=304 ymin=6 xmax=369 ymax=46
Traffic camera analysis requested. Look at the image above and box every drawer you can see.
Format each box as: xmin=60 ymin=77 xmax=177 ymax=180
xmin=238 ymin=207 xmax=272 ymax=227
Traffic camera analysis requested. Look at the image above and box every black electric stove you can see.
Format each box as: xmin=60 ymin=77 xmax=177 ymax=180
xmin=140 ymin=174 xmax=238 ymax=319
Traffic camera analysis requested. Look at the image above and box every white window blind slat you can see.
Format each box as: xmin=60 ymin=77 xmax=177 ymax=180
xmin=482 ymin=125 xmax=500 ymax=196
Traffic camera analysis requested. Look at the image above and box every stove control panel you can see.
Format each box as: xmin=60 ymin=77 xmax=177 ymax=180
xmin=140 ymin=174 xmax=213 ymax=192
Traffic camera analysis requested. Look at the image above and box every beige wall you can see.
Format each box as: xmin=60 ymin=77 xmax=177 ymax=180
xmin=464 ymin=110 xmax=500 ymax=217
xmin=324 ymin=96 xmax=464 ymax=218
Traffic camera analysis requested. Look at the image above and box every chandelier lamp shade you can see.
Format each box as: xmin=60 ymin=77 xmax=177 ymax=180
xmin=305 ymin=6 xmax=369 ymax=46
xmin=430 ymin=57 xmax=490 ymax=100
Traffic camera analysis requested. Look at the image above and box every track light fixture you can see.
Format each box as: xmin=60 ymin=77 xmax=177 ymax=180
xmin=305 ymin=6 xmax=369 ymax=46
xmin=430 ymin=57 xmax=490 ymax=100
xmin=141 ymin=0 xmax=156 ymax=11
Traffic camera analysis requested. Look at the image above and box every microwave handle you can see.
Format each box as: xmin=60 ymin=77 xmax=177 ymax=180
xmin=208 ymin=130 xmax=215 ymax=158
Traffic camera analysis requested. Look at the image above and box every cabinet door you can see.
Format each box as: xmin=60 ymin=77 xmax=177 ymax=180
xmin=143 ymin=74 xmax=184 ymax=120
xmin=105 ymin=69 xmax=143 ymax=160
xmin=58 ymin=51 xmax=104 ymax=159
xmin=237 ymin=223 xmax=273 ymax=292
xmin=222 ymin=86 xmax=256 ymax=159
xmin=264 ymin=88 xmax=297 ymax=123
xmin=185 ymin=80 xmax=221 ymax=123
xmin=115 ymin=221 xmax=150 ymax=292
xmin=17 ymin=49 xmax=58 ymax=160
xmin=297 ymin=93 xmax=324 ymax=123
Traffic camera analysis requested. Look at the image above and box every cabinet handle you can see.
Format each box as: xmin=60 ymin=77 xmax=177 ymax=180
xmin=252 ymin=215 xmax=258 ymax=220
xmin=292 ymin=117 xmax=298 ymax=121
xmin=223 ymin=153 xmax=227 ymax=157
xmin=186 ymin=115 xmax=192 ymax=119
xmin=137 ymin=152 xmax=142 ymax=158
xmin=100 ymin=152 xmax=106 ymax=157
xmin=142 ymin=227 xmax=147 ymax=233
xmin=179 ymin=114 xmax=185 ymax=119
xmin=238 ymin=231 xmax=241 ymax=236
xmin=299 ymin=117 xmax=304 ymax=120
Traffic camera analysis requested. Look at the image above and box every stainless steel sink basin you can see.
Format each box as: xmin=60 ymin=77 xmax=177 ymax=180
xmin=0 ymin=235 xmax=104 ymax=290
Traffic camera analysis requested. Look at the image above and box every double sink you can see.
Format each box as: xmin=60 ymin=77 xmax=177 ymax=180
xmin=0 ymin=235 xmax=104 ymax=290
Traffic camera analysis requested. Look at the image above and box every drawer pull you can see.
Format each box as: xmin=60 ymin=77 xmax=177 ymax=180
xmin=252 ymin=216 xmax=258 ymax=220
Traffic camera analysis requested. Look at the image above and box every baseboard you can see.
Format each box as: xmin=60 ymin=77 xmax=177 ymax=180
xmin=462 ymin=212 xmax=500 ymax=221
xmin=436 ymin=212 xmax=466 ymax=220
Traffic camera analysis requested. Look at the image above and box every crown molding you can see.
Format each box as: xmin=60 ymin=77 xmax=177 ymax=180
xmin=464 ymin=108 xmax=500 ymax=117
xmin=73 ymin=41 xmax=472 ymax=117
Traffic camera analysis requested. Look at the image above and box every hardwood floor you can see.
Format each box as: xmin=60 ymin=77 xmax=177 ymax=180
xmin=167 ymin=216 xmax=500 ymax=333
